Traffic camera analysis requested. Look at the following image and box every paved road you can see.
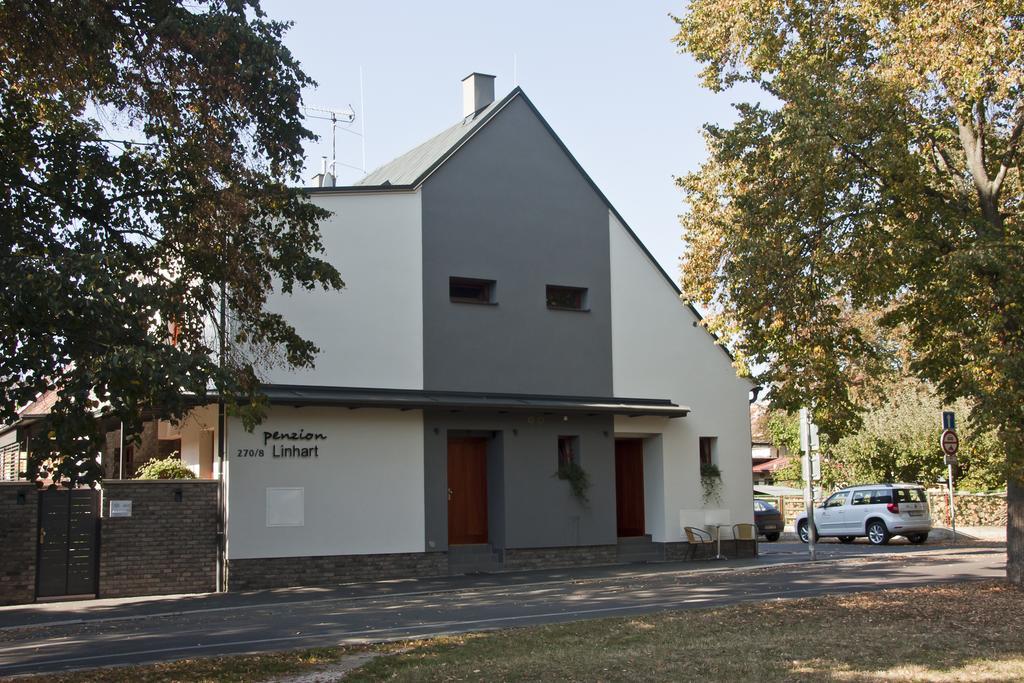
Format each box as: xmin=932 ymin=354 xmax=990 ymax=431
xmin=0 ymin=544 xmax=1005 ymax=677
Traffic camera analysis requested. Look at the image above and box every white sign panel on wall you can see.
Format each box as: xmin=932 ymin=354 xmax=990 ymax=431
xmin=266 ymin=487 xmax=305 ymax=527
xmin=109 ymin=500 xmax=132 ymax=517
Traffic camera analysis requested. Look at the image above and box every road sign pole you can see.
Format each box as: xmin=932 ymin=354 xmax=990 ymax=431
xmin=800 ymin=408 xmax=817 ymax=562
xmin=939 ymin=414 xmax=959 ymax=545
xmin=805 ymin=454 xmax=817 ymax=562
xmin=947 ymin=463 xmax=957 ymax=544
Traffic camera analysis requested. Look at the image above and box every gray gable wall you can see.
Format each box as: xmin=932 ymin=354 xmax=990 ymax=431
xmin=420 ymin=96 xmax=614 ymax=396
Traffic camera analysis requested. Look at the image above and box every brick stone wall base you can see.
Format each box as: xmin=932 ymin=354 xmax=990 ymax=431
xmin=228 ymin=551 xmax=448 ymax=591
xmin=227 ymin=538 xmax=759 ymax=592
xmin=501 ymin=544 xmax=618 ymax=571
xmin=0 ymin=483 xmax=37 ymax=605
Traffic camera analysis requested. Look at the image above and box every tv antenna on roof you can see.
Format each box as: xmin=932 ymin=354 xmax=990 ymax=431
xmin=301 ymin=104 xmax=361 ymax=177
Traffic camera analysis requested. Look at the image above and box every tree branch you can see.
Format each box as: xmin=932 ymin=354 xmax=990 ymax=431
xmin=957 ymin=110 xmax=1003 ymax=231
xmin=992 ymin=104 xmax=1024 ymax=197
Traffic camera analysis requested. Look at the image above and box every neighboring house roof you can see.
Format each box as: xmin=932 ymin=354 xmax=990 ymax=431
xmin=18 ymin=389 xmax=57 ymax=418
xmin=752 ymin=456 xmax=793 ymax=474
xmin=0 ymin=389 xmax=58 ymax=438
xmin=312 ymin=87 xmax=743 ymax=368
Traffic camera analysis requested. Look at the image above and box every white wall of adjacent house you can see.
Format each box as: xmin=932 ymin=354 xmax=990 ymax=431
xmin=171 ymin=405 xmax=219 ymax=479
xmin=225 ymin=407 xmax=425 ymax=560
xmin=609 ymin=211 xmax=754 ymax=543
xmin=260 ymin=191 xmax=424 ymax=390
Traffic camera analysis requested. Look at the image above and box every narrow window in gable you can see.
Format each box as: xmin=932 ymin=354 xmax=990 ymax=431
xmin=450 ymin=277 xmax=495 ymax=304
xmin=699 ymin=436 xmax=716 ymax=467
xmin=546 ymin=285 xmax=588 ymax=311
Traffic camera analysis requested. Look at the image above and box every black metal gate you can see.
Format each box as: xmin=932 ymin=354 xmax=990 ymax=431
xmin=36 ymin=489 xmax=100 ymax=598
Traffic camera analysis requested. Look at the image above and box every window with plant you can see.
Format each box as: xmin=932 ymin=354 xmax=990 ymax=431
xmin=699 ymin=436 xmax=721 ymax=504
xmin=556 ymin=435 xmax=589 ymax=502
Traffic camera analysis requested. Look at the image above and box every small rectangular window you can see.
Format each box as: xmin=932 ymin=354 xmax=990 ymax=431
xmin=546 ymin=285 xmax=588 ymax=311
xmin=699 ymin=436 xmax=716 ymax=467
xmin=558 ymin=435 xmax=579 ymax=469
xmin=158 ymin=438 xmax=182 ymax=460
xmin=449 ymin=277 xmax=495 ymax=304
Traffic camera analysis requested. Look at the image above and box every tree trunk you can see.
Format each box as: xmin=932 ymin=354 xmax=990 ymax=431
xmin=1009 ymin=472 xmax=1024 ymax=585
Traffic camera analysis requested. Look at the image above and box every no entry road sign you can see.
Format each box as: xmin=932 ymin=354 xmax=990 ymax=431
xmin=941 ymin=429 xmax=960 ymax=456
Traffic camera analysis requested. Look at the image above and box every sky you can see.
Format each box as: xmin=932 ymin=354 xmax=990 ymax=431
xmin=261 ymin=1 xmax=757 ymax=277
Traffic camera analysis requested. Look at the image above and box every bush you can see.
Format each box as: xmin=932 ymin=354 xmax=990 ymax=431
xmin=134 ymin=456 xmax=196 ymax=480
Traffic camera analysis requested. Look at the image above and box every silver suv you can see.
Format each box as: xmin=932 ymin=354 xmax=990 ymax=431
xmin=795 ymin=484 xmax=931 ymax=545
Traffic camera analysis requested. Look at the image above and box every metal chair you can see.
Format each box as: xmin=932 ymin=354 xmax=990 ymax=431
xmin=684 ymin=526 xmax=715 ymax=560
xmin=731 ymin=523 xmax=758 ymax=558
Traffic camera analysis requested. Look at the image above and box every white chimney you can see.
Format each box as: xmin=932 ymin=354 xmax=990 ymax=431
xmin=462 ymin=73 xmax=495 ymax=117
xmin=315 ymin=156 xmax=335 ymax=188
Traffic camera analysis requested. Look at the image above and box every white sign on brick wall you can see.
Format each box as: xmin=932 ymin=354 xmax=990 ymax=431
xmin=109 ymin=500 xmax=132 ymax=517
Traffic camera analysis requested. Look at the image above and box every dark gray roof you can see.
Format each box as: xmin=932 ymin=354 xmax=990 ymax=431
xmin=355 ymin=94 xmax=509 ymax=187
xmin=261 ymin=385 xmax=690 ymax=418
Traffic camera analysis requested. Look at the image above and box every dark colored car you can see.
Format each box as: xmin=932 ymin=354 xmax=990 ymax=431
xmin=754 ymin=499 xmax=784 ymax=541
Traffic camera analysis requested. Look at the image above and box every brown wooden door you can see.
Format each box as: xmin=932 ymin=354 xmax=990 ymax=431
xmin=447 ymin=437 xmax=488 ymax=545
xmin=615 ymin=439 xmax=645 ymax=537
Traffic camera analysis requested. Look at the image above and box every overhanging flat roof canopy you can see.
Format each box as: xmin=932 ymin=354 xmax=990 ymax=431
xmin=261 ymin=385 xmax=690 ymax=418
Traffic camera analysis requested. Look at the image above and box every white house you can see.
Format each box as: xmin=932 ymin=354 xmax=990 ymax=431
xmin=102 ymin=75 xmax=756 ymax=588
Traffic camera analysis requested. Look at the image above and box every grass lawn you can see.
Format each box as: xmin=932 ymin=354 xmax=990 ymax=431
xmin=26 ymin=581 xmax=1024 ymax=682
xmin=22 ymin=647 xmax=358 ymax=683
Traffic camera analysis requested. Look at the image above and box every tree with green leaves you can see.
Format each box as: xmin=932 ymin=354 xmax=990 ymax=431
xmin=1 ymin=1 xmax=343 ymax=486
xmin=769 ymin=381 xmax=1006 ymax=492
xmin=829 ymin=382 xmax=1006 ymax=491
xmin=674 ymin=1 xmax=1024 ymax=584
xmin=764 ymin=408 xmax=800 ymax=457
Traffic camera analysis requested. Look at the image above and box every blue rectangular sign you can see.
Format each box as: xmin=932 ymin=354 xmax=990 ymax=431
xmin=942 ymin=411 xmax=956 ymax=430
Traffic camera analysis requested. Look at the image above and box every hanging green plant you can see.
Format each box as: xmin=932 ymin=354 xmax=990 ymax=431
xmin=700 ymin=462 xmax=722 ymax=504
xmin=556 ymin=461 xmax=590 ymax=503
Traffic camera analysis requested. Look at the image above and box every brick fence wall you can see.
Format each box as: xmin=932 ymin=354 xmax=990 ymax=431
xmin=927 ymin=490 xmax=1007 ymax=527
xmin=779 ymin=495 xmax=807 ymax=526
xmin=0 ymin=482 xmax=36 ymax=605
xmin=99 ymin=480 xmax=219 ymax=598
